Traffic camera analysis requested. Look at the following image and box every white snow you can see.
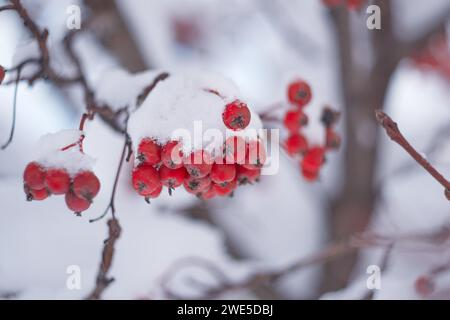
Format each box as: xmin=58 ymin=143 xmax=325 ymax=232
xmin=128 ymin=71 xmax=263 ymax=155
xmin=34 ymin=130 xmax=95 ymax=176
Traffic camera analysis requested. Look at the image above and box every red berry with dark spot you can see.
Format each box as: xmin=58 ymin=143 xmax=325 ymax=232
xmin=137 ymin=138 xmax=161 ymax=165
xmin=236 ymin=165 xmax=261 ymax=185
xmin=283 ymin=109 xmax=308 ymax=133
xmin=65 ymin=190 xmax=91 ymax=214
xmin=287 ymin=80 xmax=312 ymax=108
xmin=159 ymin=166 xmax=187 ymax=189
xmin=285 ymin=133 xmax=308 ymax=156
xmin=145 ymin=184 xmax=163 ymax=203
xmin=213 ymin=179 xmax=237 ymax=197
xmin=73 ymin=171 xmax=100 ymax=201
xmin=301 ymin=147 xmax=325 ymax=173
xmin=23 ymin=162 xmax=46 ymax=189
xmin=224 ymin=135 xmax=246 ymax=164
xmin=184 ymin=150 xmax=213 ymax=178
xmin=44 ymin=168 xmax=70 ymax=195
xmin=222 ymin=100 xmax=251 ymax=130
xmin=0 ymin=66 xmax=5 ymax=85
xmin=24 ymin=185 xmax=49 ymax=201
xmin=198 ymin=185 xmax=217 ymax=200
xmin=161 ymin=141 xmax=184 ymax=169
xmin=243 ymin=139 xmax=266 ymax=170
xmin=132 ymin=164 xmax=161 ymax=196
xmin=210 ymin=164 xmax=236 ymax=184
xmin=184 ymin=175 xmax=211 ymax=194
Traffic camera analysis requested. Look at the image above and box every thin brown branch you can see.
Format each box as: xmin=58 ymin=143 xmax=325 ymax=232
xmin=86 ymin=218 xmax=122 ymax=300
xmin=375 ymin=110 xmax=450 ymax=199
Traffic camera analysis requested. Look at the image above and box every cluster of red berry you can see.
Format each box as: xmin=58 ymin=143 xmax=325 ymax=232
xmin=321 ymin=0 xmax=364 ymax=10
xmin=23 ymin=162 xmax=100 ymax=215
xmin=283 ymin=80 xmax=340 ymax=181
xmin=132 ymin=136 xmax=266 ymax=202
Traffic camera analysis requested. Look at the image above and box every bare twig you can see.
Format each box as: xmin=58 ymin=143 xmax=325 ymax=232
xmin=1 ymin=65 xmax=21 ymax=149
xmin=86 ymin=218 xmax=122 ymax=300
xmin=375 ymin=110 xmax=450 ymax=199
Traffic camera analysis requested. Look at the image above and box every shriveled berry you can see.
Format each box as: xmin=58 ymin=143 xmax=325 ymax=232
xmin=301 ymin=147 xmax=325 ymax=173
xmin=132 ymin=164 xmax=161 ymax=196
xmin=24 ymin=185 xmax=49 ymax=201
xmin=159 ymin=166 xmax=187 ymax=189
xmin=222 ymin=100 xmax=251 ymax=130
xmin=285 ymin=133 xmax=308 ymax=156
xmin=184 ymin=176 xmax=211 ymax=194
xmin=161 ymin=141 xmax=184 ymax=169
xmin=213 ymin=179 xmax=237 ymax=197
xmin=325 ymin=129 xmax=341 ymax=150
xmin=223 ymin=136 xmax=246 ymax=164
xmin=137 ymin=138 xmax=161 ymax=165
xmin=184 ymin=150 xmax=213 ymax=178
xmin=236 ymin=166 xmax=261 ymax=185
xmin=0 ymin=66 xmax=5 ymax=85
xmin=210 ymin=164 xmax=236 ymax=184
xmin=243 ymin=139 xmax=266 ymax=170
xmin=287 ymin=80 xmax=312 ymax=108
xmin=283 ymin=109 xmax=308 ymax=133
xmin=415 ymin=275 xmax=435 ymax=297
xmin=73 ymin=171 xmax=100 ymax=201
xmin=23 ymin=162 xmax=46 ymax=189
xmin=44 ymin=168 xmax=70 ymax=195
xmin=65 ymin=190 xmax=91 ymax=214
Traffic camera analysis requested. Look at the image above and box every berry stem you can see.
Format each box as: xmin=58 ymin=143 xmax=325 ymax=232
xmin=375 ymin=110 xmax=450 ymax=197
xmin=258 ymin=102 xmax=284 ymax=121
xmin=1 ymin=65 xmax=21 ymax=150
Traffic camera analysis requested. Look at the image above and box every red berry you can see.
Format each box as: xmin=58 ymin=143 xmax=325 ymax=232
xmin=283 ymin=109 xmax=308 ymax=133
xmin=161 ymin=141 xmax=184 ymax=169
xmin=223 ymin=136 xmax=246 ymax=164
xmin=325 ymin=129 xmax=341 ymax=150
xmin=301 ymin=147 xmax=325 ymax=173
xmin=287 ymin=80 xmax=312 ymax=108
xmin=415 ymin=275 xmax=435 ymax=297
xmin=301 ymin=166 xmax=319 ymax=182
xmin=322 ymin=0 xmax=341 ymax=6
xmin=198 ymin=185 xmax=217 ymax=200
xmin=65 ymin=190 xmax=91 ymax=214
xmin=24 ymin=185 xmax=49 ymax=201
xmin=184 ymin=175 xmax=211 ymax=194
xmin=243 ymin=139 xmax=266 ymax=170
xmin=222 ymin=100 xmax=251 ymax=130
xmin=23 ymin=162 xmax=46 ymax=189
xmin=73 ymin=171 xmax=100 ymax=201
xmin=137 ymin=138 xmax=161 ymax=165
xmin=346 ymin=0 xmax=363 ymax=10
xmin=145 ymin=184 xmax=163 ymax=202
xmin=44 ymin=168 xmax=70 ymax=195
xmin=210 ymin=164 xmax=236 ymax=184
xmin=213 ymin=179 xmax=237 ymax=197
xmin=236 ymin=165 xmax=261 ymax=185
xmin=184 ymin=150 xmax=213 ymax=178
xmin=285 ymin=133 xmax=308 ymax=156
xmin=159 ymin=166 xmax=187 ymax=189
xmin=0 ymin=66 xmax=5 ymax=85
xmin=132 ymin=164 xmax=161 ymax=196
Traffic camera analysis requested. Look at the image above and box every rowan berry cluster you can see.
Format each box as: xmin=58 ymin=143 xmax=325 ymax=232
xmin=411 ymin=35 xmax=450 ymax=82
xmin=131 ymin=135 xmax=266 ymax=202
xmin=23 ymin=162 xmax=100 ymax=215
xmin=283 ymin=80 xmax=340 ymax=181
